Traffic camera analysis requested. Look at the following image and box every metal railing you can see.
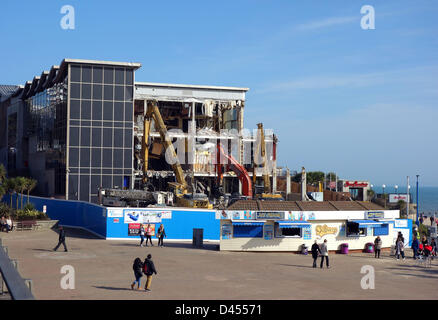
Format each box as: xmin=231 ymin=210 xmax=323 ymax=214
xmin=0 ymin=238 xmax=35 ymax=300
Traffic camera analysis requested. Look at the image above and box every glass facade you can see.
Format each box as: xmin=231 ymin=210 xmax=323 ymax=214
xmin=25 ymin=78 xmax=68 ymax=195
xmin=67 ymin=63 xmax=134 ymax=203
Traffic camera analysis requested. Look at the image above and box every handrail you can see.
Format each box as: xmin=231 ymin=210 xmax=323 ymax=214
xmin=0 ymin=244 xmax=34 ymax=300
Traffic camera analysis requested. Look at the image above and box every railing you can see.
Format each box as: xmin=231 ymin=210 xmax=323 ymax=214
xmin=0 ymin=239 xmax=34 ymax=300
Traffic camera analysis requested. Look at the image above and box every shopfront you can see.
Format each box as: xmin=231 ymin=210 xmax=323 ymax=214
xmin=219 ymin=209 xmax=411 ymax=252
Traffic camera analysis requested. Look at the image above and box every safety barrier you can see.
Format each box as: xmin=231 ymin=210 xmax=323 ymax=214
xmin=0 ymin=239 xmax=34 ymax=300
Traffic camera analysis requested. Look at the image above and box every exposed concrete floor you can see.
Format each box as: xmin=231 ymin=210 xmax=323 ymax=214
xmin=1 ymin=228 xmax=437 ymax=300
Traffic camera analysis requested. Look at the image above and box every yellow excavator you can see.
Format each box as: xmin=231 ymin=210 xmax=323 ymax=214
xmin=142 ymin=100 xmax=213 ymax=209
xmin=254 ymin=123 xmax=283 ymax=200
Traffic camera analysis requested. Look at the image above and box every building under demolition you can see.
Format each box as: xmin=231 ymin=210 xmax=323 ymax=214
xmin=0 ymin=59 xmax=277 ymax=205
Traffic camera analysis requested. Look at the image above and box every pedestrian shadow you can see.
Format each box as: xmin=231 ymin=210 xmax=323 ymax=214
xmin=275 ymin=264 xmax=314 ymax=269
xmin=386 ymin=266 xmax=438 ymax=274
xmin=109 ymin=242 xmax=219 ymax=251
xmin=92 ymin=286 xmax=136 ymax=292
xmin=32 ymin=249 xmax=54 ymax=252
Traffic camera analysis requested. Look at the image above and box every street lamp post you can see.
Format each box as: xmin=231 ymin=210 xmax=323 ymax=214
xmin=407 ymin=176 xmax=410 ymax=219
xmin=382 ymin=184 xmax=386 ymax=209
xmin=416 ymin=175 xmax=420 ymax=226
xmin=395 ymin=185 xmax=398 ymax=194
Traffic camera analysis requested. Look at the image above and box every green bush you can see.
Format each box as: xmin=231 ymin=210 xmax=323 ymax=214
xmin=15 ymin=208 xmax=48 ymax=221
xmin=0 ymin=202 xmax=12 ymax=216
xmin=23 ymin=202 xmax=35 ymax=211
xmin=418 ymin=223 xmax=429 ymax=237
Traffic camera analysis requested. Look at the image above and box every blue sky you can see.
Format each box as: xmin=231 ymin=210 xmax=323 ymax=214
xmin=1 ymin=1 xmax=437 ymax=187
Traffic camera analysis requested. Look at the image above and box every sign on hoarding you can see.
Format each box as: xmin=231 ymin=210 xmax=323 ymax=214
xmin=123 ymin=209 xmax=171 ymax=224
xmin=344 ymin=181 xmax=368 ymax=188
xmin=108 ymin=208 xmax=123 ymax=218
xmin=394 ymin=220 xmax=408 ymax=228
xmin=128 ymin=223 xmax=141 ymax=236
xmin=256 ymin=211 xmax=284 ymax=220
xmin=221 ymin=223 xmax=232 ymax=239
xmin=264 ymin=225 xmax=274 ymax=240
xmin=389 ymin=194 xmax=408 ymax=203
xmin=366 ymin=211 xmax=385 ymax=219
xmin=310 ymin=192 xmax=324 ymax=202
xmin=286 ymin=211 xmax=316 ymax=221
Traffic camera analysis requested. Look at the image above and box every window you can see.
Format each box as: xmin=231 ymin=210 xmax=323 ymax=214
xmin=233 ymin=225 xmax=263 ymax=238
xmin=346 ymin=222 xmax=367 ymax=237
xmin=374 ymin=224 xmax=389 ymax=236
xmin=275 ymin=224 xmax=302 ymax=238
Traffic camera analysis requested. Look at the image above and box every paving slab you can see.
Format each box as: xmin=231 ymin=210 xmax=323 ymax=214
xmin=0 ymin=228 xmax=437 ymax=300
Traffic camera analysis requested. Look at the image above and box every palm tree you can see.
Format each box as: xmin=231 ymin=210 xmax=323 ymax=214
xmin=0 ymin=164 xmax=6 ymax=184
xmin=0 ymin=164 xmax=6 ymax=200
xmin=25 ymin=178 xmax=37 ymax=204
xmin=6 ymin=178 xmax=16 ymax=208
xmin=13 ymin=177 xmax=26 ymax=210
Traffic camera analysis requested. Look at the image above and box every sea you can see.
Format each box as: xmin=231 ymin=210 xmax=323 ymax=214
xmin=372 ymin=186 xmax=438 ymax=215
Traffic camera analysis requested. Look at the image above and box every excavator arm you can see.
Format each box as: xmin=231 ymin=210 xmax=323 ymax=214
xmin=257 ymin=123 xmax=271 ymax=194
xmin=143 ymin=100 xmax=188 ymax=191
xmin=216 ymin=143 xmax=253 ymax=198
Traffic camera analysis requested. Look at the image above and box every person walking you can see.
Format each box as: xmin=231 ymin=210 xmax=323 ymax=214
xmin=430 ymin=238 xmax=437 ymax=256
xmin=53 ymin=226 xmax=68 ymax=252
xmin=157 ymin=224 xmax=166 ymax=247
xmin=131 ymin=257 xmax=144 ymax=290
xmin=395 ymin=237 xmax=405 ymax=261
xmin=412 ymin=236 xmax=420 ymax=259
xmin=145 ymin=224 xmax=153 ymax=246
xmin=139 ymin=224 xmax=145 ymax=247
xmin=320 ymin=239 xmax=330 ymax=269
xmin=143 ymin=254 xmax=157 ymax=291
xmin=374 ymin=236 xmax=382 ymax=258
xmin=311 ymin=240 xmax=321 ymax=268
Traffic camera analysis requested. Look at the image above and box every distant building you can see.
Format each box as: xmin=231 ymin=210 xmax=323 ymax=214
xmin=337 ymin=180 xmax=371 ymax=201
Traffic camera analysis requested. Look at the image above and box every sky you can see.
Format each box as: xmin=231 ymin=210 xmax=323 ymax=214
xmin=1 ymin=0 xmax=437 ymax=187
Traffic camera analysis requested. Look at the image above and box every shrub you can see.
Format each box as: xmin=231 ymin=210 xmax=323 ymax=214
xmin=23 ymin=202 xmax=35 ymax=212
xmin=418 ymin=223 xmax=429 ymax=238
xmin=15 ymin=208 xmax=48 ymax=221
xmin=0 ymin=202 xmax=12 ymax=216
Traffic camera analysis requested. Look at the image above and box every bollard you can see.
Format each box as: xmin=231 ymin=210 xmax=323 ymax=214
xmin=11 ymin=260 xmax=19 ymax=269
xmin=24 ymin=279 xmax=33 ymax=294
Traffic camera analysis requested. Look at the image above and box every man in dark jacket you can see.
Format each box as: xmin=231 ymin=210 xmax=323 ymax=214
xmin=311 ymin=240 xmax=321 ymax=268
xmin=412 ymin=236 xmax=420 ymax=259
xmin=53 ymin=226 xmax=68 ymax=252
xmin=143 ymin=254 xmax=157 ymax=291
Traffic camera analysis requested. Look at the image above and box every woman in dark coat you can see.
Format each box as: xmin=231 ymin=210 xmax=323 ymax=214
xmin=311 ymin=240 xmax=321 ymax=268
xmin=131 ymin=257 xmax=143 ymax=290
xmin=157 ymin=224 xmax=166 ymax=247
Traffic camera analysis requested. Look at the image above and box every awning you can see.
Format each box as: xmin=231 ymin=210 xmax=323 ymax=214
xmin=350 ymin=220 xmax=383 ymax=227
xmin=277 ymin=221 xmax=311 ymax=228
xmin=232 ymin=221 xmax=265 ymax=226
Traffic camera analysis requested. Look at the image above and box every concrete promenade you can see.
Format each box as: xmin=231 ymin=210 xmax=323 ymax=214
xmin=1 ymin=228 xmax=437 ymax=300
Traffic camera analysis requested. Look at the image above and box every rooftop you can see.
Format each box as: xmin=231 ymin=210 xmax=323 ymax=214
xmin=227 ymin=200 xmax=385 ymax=211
